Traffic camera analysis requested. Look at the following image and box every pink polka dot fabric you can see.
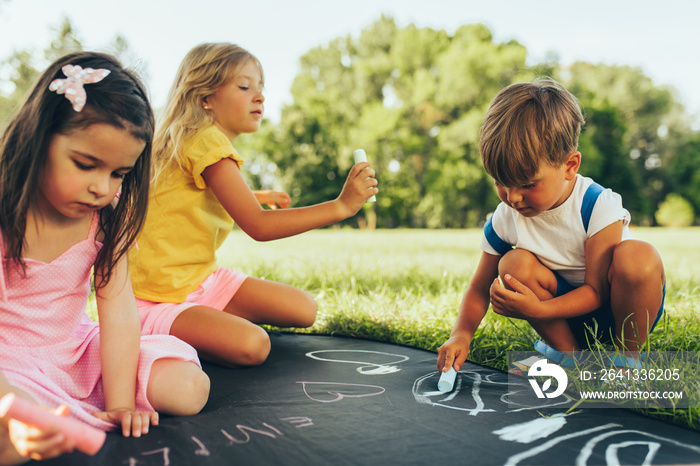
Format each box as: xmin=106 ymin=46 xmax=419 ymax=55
xmin=0 ymin=214 xmax=200 ymax=430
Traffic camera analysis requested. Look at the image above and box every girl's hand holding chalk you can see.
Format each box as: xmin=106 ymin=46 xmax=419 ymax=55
xmin=437 ymin=367 xmax=458 ymax=392
xmin=352 ymin=149 xmax=377 ymax=202
xmin=0 ymin=393 xmax=106 ymax=456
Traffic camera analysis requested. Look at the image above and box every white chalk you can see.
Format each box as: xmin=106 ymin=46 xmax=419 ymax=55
xmin=0 ymin=393 xmax=106 ymax=456
xmin=352 ymin=149 xmax=377 ymax=202
xmin=437 ymin=367 xmax=457 ymax=392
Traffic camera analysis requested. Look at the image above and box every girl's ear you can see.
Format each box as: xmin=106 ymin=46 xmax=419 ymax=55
xmin=564 ymin=152 xmax=581 ymax=180
xmin=201 ymin=97 xmax=210 ymax=110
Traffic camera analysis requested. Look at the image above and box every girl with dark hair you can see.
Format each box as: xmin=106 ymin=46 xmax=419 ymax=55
xmin=0 ymin=52 xmax=210 ymax=463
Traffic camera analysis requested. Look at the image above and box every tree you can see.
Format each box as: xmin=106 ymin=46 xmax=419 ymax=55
xmin=655 ymin=194 xmax=694 ymax=227
xmin=270 ymin=17 xmax=539 ymax=228
xmin=666 ymin=132 xmax=700 ymax=217
xmin=563 ymin=63 xmax=692 ymax=223
xmin=576 ymin=103 xmax=647 ymax=222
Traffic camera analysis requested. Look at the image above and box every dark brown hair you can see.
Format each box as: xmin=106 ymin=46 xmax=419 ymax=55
xmin=0 ymin=51 xmax=153 ymax=288
xmin=480 ymin=77 xmax=584 ymax=187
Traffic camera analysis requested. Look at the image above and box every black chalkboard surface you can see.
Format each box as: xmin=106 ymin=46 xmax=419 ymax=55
xmin=41 ymin=333 xmax=700 ymax=465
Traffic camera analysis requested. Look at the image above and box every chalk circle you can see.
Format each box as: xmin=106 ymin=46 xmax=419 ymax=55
xmin=305 ymin=350 xmax=409 ymax=374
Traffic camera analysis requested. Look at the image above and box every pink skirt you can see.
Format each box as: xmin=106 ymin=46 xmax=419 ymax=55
xmin=136 ymin=267 xmax=248 ymax=335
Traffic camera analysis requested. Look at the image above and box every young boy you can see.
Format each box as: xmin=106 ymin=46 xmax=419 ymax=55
xmin=437 ymin=77 xmax=665 ymax=374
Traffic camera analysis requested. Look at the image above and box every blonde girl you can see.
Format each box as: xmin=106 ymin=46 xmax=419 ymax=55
xmin=129 ymin=42 xmax=378 ymax=368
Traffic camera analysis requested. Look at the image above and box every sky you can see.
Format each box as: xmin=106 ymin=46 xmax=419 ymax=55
xmin=1 ymin=0 xmax=698 ymax=126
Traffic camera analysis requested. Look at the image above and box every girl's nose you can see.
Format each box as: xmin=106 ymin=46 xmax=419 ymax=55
xmin=255 ymin=92 xmax=265 ymax=103
xmin=89 ymin=175 xmax=110 ymax=198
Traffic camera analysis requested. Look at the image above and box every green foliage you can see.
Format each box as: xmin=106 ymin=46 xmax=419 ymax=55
xmin=667 ymin=132 xmax=700 ymax=217
xmin=655 ymin=194 xmax=695 ymax=227
xmin=563 ymin=63 xmax=693 ymax=224
xmin=577 ymin=103 xmax=648 ymax=220
xmin=267 ymin=16 xmax=538 ymax=228
xmin=253 ymin=17 xmax=700 ymax=229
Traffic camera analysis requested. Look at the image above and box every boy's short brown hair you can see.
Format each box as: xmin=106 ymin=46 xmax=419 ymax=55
xmin=479 ymin=77 xmax=584 ymax=187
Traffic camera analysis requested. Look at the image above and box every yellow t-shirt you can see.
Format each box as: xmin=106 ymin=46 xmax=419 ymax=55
xmin=129 ymin=125 xmax=243 ymax=303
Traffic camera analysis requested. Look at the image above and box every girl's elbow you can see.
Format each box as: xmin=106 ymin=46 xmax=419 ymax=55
xmin=245 ymin=228 xmax=274 ymax=242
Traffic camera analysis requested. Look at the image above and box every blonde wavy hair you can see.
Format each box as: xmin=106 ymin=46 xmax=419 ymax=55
xmin=152 ymin=42 xmax=263 ymax=182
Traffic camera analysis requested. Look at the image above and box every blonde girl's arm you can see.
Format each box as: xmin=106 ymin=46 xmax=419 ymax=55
xmin=93 ymin=247 xmax=157 ymax=437
xmin=203 ymin=157 xmax=378 ymax=241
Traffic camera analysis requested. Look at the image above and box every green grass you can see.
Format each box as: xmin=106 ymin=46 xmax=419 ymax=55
xmin=217 ymin=226 xmax=700 ymax=431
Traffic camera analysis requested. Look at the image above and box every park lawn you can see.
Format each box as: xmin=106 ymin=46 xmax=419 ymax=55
xmin=218 ymin=226 xmax=700 ymax=431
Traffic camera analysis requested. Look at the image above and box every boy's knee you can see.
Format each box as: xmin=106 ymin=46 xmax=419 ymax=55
xmin=611 ymin=240 xmax=664 ymax=284
xmin=498 ymin=249 xmax=539 ymax=280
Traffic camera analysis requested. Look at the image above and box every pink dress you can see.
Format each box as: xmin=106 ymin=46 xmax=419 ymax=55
xmin=0 ymin=214 xmax=201 ymax=430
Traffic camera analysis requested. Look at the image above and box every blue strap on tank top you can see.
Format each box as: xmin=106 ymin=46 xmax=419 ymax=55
xmin=484 ymin=181 xmax=606 ymax=253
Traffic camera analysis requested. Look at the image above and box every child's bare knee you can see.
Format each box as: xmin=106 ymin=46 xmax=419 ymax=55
xmin=167 ymin=367 xmax=210 ymax=416
xmin=297 ymin=293 xmax=318 ymax=328
xmin=238 ymin=327 xmax=271 ymax=366
xmin=611 ymin=241 xmax=664 ymax=285
xmin=499 ymin=249 xmax=538 ymax=280
xmin=185 ymin=370 xmax=211 ymax=414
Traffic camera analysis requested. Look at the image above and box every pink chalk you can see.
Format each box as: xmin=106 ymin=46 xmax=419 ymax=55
xmin=0 ymin=393 xmax=106 ymax=455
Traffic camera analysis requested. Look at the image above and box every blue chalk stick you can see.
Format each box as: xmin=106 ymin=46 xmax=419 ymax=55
xmin=437 ymin=367 xmax=457 ymax=392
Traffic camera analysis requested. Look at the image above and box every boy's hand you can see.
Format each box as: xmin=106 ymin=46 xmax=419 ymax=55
xmin=336 ymin=162 xmax=378 ymax=217
xmin=92 ymin=408 xmax=158 ymax=438
xmin=437 ymin=333 xmax=472 ymax=373
xmin=8 ymin=404 xmax=76 ymax=461
xmin=489 ymin=274 xmax=543 ymax=319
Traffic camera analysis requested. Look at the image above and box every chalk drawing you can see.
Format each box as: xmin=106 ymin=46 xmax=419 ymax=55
xmin=412 ymin=368 xmax=570 ymax=416
xmin=220 ymin=423 xmax=280 ymax=445
xmin=298 ymin=381 xmax=386 ymax=403
xmin=493 ymin=415 xmax=568 ymax=444
xmin=605 ymin=441 xmax=659 ymax=466
xmin=124 ymin=417 xmax=314 ymax=465
xmin=191 ymin=436 xmax=210 ymax=456
xmin=305 ymin=349 xmax=409 ymax=374
xmin=413 ymin=370 xmax=494 ymax=416
xmin=503 ymin=423 xmax=621 ymax=466
xmin=577 ymin=429 xmax=700 ymax=466
xmin=500 ymin=422 xmax=700 ymax=466
xmin=137 ymin=448 xmax=171 ymax=466
xmin=282 ymin=416 xmax=314 ymax=428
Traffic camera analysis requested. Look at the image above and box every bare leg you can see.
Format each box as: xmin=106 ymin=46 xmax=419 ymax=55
xmin=498 ymin=249 xmax=579 ymax=351
xmin=169 ymin=277 xmax=316 ymax=367
xmin=608 ymin=240 xmax=665 ymax=351
xmin=223 ymin=277 xmax=317 ymax=328
xmin=170 ymin=308 xmax=272 ymax=367
xmin=146 ymin=359 xmax=210 ymax=416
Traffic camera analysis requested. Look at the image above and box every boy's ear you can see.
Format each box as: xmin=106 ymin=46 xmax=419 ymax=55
xmin=564 ymin=152 xmax=581 ymax=180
